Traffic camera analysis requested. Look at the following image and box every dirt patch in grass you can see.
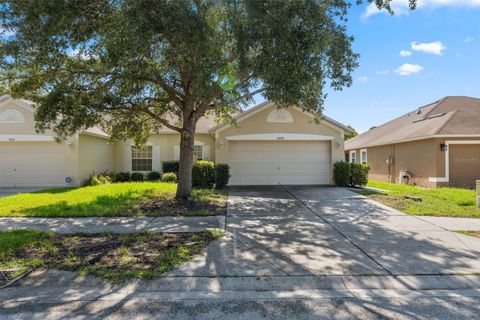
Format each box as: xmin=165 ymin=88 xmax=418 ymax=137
xmin=139 ymin=197 xmax=226 ymax=216
xmin=368 ymin=194 xmax=411 ymax=211
xmin=1 ymin=229 xmax=224 ymax=283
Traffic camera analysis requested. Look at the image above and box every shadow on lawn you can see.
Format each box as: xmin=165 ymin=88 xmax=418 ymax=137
xmin=20 ymin=191 xmax=156 ymax=217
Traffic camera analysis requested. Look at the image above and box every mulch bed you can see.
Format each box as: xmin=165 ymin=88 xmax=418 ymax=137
xmin=139 ymin=198 xmax=226 ymax=216
xmin=13 ymin=233 xmax=208 ymax=271
xmin=368 ymin=194 xmax=410 ymax=210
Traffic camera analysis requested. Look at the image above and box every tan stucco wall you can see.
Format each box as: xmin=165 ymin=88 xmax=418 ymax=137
xmin=113 ymin=133 xmax=215 ymax=173
xmin=0 ymin=99 xmax=81 ymax=186
xmin=78 ymin=134 xmax=115 ymax=182
xmin=215 ymin=104 xmax=345 ymax=184
xmin=347 ymin=137 xmax=480 ymax=188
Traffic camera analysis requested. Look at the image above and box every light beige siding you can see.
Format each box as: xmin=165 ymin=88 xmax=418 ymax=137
xmin=113 ymin=133 xmax=215 ymax=173
xmin=216 ymin=104 xmax=345 ymax=184
xmin=78 ymin=134 xmax=115 ymax=182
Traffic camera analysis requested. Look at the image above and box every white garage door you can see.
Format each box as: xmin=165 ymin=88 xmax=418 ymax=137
xmin=228 ymin=141 xmax=330 ymax=185
xmin=0 ymin=142 xmax=67 ymax=187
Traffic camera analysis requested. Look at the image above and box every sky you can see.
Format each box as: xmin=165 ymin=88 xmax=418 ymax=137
xmin=254 ymin=0 xmax=480 ymax=133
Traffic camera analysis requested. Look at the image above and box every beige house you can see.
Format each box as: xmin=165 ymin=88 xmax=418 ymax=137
xmin=0 ymin=96 xmax=349 ymax=187
xmin=345 ymin=96 xmax=480 ymax=188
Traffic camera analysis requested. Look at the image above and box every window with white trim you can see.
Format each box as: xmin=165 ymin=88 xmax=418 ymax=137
xmin=193 ymin=145 xmax=203 ymax=160
xmin=349 ymin=151 xmax=356 ymax=164
xmin=132 ymin=146 xmax=152 ymax=171
xmin=360 ymin=149 xmax=367 ymax=164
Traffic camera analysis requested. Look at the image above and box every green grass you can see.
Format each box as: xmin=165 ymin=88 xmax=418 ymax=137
xmin=0 ymin=229 xmax=224 ymax=283
xmin=0 ymin=182 xmax=226 ymax=217
xmin=456 ymin=231 xmax=480 ymax=238
xmin=353 ymin=181 xmax=479 ymax=218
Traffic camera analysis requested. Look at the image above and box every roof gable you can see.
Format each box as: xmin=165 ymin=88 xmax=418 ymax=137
xmin=345 ymin=96 xmax=480 ymax=150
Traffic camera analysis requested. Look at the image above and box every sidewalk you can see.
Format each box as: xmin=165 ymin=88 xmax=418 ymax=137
xmin=0 ymin=216 xmax=225 ymax=233
xmin=415 ymin=216 xmax=480 ymax=231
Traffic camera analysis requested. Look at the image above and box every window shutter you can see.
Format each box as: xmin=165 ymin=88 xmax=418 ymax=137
xmin=123 ymin=144 xmax=132 ymax=172
xmin=202 ymin=145 xmax=210 ymax=161
xmin=153 ymin=145 xmax=161 ymax=172
xmin=173 ymin=145 xmax=180 ymax=161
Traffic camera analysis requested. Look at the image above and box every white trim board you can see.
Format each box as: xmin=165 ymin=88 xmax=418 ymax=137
xmin=226 ymin=133 xmax=334 ymax=141
xmin=0 ymin=135 xmax=57 ymax=142
xmin=428 ymin=140 xmax=480 ymax=183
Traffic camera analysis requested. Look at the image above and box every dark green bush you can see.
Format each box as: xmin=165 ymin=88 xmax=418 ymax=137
xmin=162 ymin=161 xmax=179 ymax=173
xmin=192 ymin=160 xmax=215 ymax=188
xmin=114 ymin=172 xmax=131 ymax=182
xmin=215 ymin=163 xmax=230 ymax=188
xmin=130 ymin=172 xmax=145 ymax=182
xmin=333 ymin=161 xmax=351 ymax=187
xmin=350 ymin=163 xmax=370 ymax=187
xmin=146 ymin=171 xmax=161 ymax=181
xmin=162 ymin=172 xmax=177 ymax=183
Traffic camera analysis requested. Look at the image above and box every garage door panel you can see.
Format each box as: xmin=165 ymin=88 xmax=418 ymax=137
xmin=0 ymin=142 xmax=67 ymax=187
xmin=449 ymin=144 xmax=480 ymax=188
xmin=228 ymin=141 xmax=330 ymax=186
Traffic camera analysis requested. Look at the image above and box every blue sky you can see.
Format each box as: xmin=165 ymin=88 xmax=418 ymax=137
xmin=256 ymin=1 xmax=480 ymax=133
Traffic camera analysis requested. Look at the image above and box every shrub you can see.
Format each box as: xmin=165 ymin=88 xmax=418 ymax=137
xmin=130 ymin=172 xmax=145 ymax=182
xmin=333 ymin=161 xmax=351 ymax=187
xmin=215 ymin=163 xmax=230 ymax=188
xmin=84 ymin=172 xmax=112 ymax=186
xmin=114 ymin=172 xmax=131 ymax=183
xmin=146 ymin=171 xmax=161 ymax=181
xmin=162 ymin=172 xmax=177 ymax=183
xmin=162 ymin=160 xmax=179 ymax=173
xmin=192 ymin=160 xmax=215 ymax=188
xmin=350 ymin=163 xmax=370 ymax=187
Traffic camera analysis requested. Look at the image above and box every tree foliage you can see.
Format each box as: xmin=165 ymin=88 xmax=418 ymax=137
xmin=344 ymin=125 xmax=358 ymax=140
xmin=0 ymin=0 xmax=414 ymax=198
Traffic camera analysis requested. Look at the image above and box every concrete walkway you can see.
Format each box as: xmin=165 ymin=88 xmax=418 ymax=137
xmin=415 ymin=216 xmax=480 ymax=231
xmin=0 ymin=216 xmax=225 ymax=233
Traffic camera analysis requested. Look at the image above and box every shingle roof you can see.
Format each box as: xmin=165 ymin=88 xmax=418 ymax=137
xmin=345 ymin=96 xmax=480 ymax=150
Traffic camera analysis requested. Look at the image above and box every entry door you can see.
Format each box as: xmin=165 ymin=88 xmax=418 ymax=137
xmin=228 ymin=140 xmax=330 ymax=185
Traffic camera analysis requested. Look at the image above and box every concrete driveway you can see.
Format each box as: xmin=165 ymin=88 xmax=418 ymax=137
xmin=169 ymin=185 xmax=480 ymax=276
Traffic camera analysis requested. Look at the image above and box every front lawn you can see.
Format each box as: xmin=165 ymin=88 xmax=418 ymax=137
xmin=0 ymin=182 xmax=227 ymax=217
xmin=352 ymin=180 xmax=479 ymax=218
xmin=0 ymin=229 xmax=224 ymax=283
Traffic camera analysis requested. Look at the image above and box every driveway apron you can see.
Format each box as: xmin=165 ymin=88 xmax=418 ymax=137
xmin=169 ymin=185 xmax=480 ymax=277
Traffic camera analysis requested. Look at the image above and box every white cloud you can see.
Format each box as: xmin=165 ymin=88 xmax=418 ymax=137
xmin=357 ymin=76 xmax=368 ymax=82
xmin=394 ymin=63 xmax=423 ymax=76
xmin=363 ymin=0 xmax=480 ymax=19
xmin=376 ymin=69 xmax=389 ymax=75
xmin=411 ymin=41 xmax=446 ymax=55
xmin=400 ymin=50 xmax=412 ymax=57
xmin=465 ymin=37 xmax=474 ymax=43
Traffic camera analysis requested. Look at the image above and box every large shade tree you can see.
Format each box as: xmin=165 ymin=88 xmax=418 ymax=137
xmin=0 ymin=0 xmax=414 ymax=200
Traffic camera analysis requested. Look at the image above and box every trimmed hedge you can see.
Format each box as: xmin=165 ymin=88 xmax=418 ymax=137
xmin=162 ymin=172 xmax=177 ymax=183
xmin=192 ymin=160 xmax=215 ymax=188
xmin=333 ymin=161 xmax=351 ymax=187
xmin=114 ymin=172 xmax=131 ymax=182
xmin=162 ymin=161 xmax=179 ymax=173
xmin=84 ymin=172 xmax=112 ymax=186
xmin=146 ymin=171 xmax=161 ymax=181
xmin=350 ymin=163 xmax=370 ymax=187
xmin=333 ymin=161 xmax=370 ymax=187
xmin=215 ymin=163 xmax=230 ymax=188
xmin=131 ymin=172 xmax=145 ymax=182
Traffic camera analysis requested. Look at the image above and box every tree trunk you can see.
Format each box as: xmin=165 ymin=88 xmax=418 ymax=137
xmin=175 ymin=121 xmax=196 ymax=200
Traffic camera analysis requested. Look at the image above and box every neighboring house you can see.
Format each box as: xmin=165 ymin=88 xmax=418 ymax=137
xmin=345 ymin=96 xmax=480 ymax=188
xmin=0 ymin=95 xmax=350 ymax=187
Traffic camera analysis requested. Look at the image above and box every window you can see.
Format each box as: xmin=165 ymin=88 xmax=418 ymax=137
xmin=360 ymin=149 xmax=367 ymax=164
xmin=349 ymin=151 xmax=356 ymax=164
xmin=193 ymin=145 xmax=203 ymax=160
xmin=132 ymin=146 xmax=152 ymax=171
